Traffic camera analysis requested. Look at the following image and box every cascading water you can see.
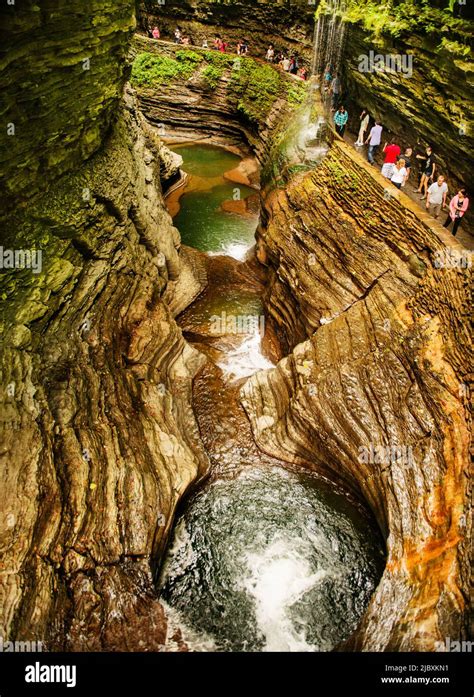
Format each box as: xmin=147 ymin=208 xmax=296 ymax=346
xmin=159 ymin=142 xmax=385 ymax=652
xmin=311 ymin=0 xmax=347 ymax=83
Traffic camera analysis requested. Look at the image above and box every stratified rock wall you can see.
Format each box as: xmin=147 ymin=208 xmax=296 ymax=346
xmin=138 ymin=0 xmax=315 ymax=58
xmin=0 ymin=90 xmax=209 ymax=650
xmin=0 ymin=0 xmax=136 ymax=211
xmin=0 ymin=2 xmax=209 ymax=650
xmin=242 ymin=138 xmax=472 ymax=649
xmin=137 ymin=1 xmax=473 ymax=190
xmin=130 ymin=37 xmax=298 ymax=165
xmin=342 ymin=24 xmax=474 ymax=188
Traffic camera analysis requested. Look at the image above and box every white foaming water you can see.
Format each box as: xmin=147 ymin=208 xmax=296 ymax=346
xmin=208 ymin=242 xmax=251 ymax=261
xmin=159 ymin=467 xmax=384 ymax=652
xmin=217 ymin=332 xmax=275 ymax=381
xmin=242 ymin=538 xmax=328 ymax=652
xmin=159 ymin=520 xmax=196 ymax=582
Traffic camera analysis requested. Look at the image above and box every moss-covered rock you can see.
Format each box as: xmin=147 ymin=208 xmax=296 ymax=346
xmin=0 ymin=0 xmax=136 ymax=212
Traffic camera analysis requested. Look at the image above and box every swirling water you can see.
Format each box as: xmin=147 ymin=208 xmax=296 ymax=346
xmin=159 ymin=467 xmax=384 ymax=652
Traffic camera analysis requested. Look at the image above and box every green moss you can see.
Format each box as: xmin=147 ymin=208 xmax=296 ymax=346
xmin=131 ymin=51 xmax=204 ymax=86
xmin=175 ymin=49 xmax=203 ymax=66
xmin=131 ymin=53 xmax=180 ymax=85
xmin=438 ymin=37 xmax=471 ymax=57
xmin=342 ymin=0 xmax=473 ymax=47
xmin=287 ymin=82 xmax=308 ymax=107
xmin=228 ymin=57 xmax=282 ymax=123
xmin=203 ymin=51 xmax=235 ymax=67
xmin=202 ymin=64 xmax=224 ymax=88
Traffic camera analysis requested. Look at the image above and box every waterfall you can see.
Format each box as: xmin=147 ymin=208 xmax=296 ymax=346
xmin=311 ymin=0 xmax=347 ymax=84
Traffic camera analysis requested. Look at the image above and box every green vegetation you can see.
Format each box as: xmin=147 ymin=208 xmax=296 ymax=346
xmin=287 ymin=82 xmax=308 ymax=107
xmin=203 ymin=51 xmax=235 ymax=67
xmin=131 ymin=47 xmax=305 ymax=126
xmin=202 ymin=64 xmax=224 ymax=88
xmin=340 ymin=0 xmax=473 ymax=50
xmin=175 ymin=49 xmax=203 ymax=67
xmin=131 ymin=51 xmax=204 ymax=86
xmin=228 ymin=57 xmax=282 ymax=123
xmin=438 ymin=37 xmax=471 ymax=57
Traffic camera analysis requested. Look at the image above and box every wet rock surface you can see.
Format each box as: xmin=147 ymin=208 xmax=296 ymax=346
xmin=242 ymin=138 xmax=472 ymax=650
xmin=0 ymin=90 xmax=209 ymax=649
xmin=130 ymin=36 xmax=298 ymax=164
xmin=0 ymin=0 xmax=136 ymax=211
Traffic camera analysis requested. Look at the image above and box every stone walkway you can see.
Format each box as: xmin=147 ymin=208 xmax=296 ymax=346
xmin=343 ymin=132 xmax=474 ymax=251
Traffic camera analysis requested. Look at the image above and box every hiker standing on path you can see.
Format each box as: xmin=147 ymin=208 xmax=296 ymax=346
xmin=443 ymin=188 xmax=469 ymax=236
xmin=355 ymin=110 xmax=369 ymax=146
xmin=426 ymin=175 xmax=448 ymax=219
xmin=381 ymin=138 xmax=401 ymax=179
xmin=390 ymin=159 xmax=408 ymax=189
xmin=323 ymin=64 xmax=332 ymax=93
xmin=402 ymin=147 xmax=413 ymax=186
xmin=365 ymin=121 xmax=383 ymax=164
xmin=152 ymin=26 xmax=160 ymax=39
xmin=415 ymin=146 xmax=436 ymax=199
xmin=334 ymin=106 xmax=349 ymax=137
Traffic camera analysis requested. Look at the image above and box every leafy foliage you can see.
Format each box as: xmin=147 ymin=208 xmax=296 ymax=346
xmin=341 ymin=0 xmax=473 ymax=48
xmin=131 ymin=49 xmax=304 ymax=125
xmin=202 ymin=64 xmax=224 ymax=88
xmin=228 ymin=58 xmax=282 ymax=123
xmin=287 ymin=82 xmax=308 ymax=106
xmin=131 ymin=51 xmax=203 ymax=86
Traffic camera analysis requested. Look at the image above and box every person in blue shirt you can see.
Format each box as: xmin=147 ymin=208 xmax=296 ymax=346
xmin=334 ymin=106 xmax=348 ymax=137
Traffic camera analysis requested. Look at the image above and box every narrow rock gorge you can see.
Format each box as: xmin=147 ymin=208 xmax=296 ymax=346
xmin=1 ymin=0 xmax=209 ymax=650
xmin=0 ymin=0 xmax=472 ymax=663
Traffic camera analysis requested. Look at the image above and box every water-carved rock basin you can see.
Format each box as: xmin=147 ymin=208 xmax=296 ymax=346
xmin=159 ymin=467 xmax=385 ymax=652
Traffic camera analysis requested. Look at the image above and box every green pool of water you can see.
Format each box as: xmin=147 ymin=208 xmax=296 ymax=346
xmin=173 ymin=144 xmax=258 ymax=258
xmin=173 ymin=144 xmax=242 ymax=179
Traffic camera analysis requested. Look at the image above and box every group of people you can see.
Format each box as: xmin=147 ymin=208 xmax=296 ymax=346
xmin=205 ymin=35 xmax=250 ymax=54
xmin=145 ymin=26 xmax=309 ymax=79
xmin=358 ymin=114 xmax=469 ymax=236
xmin=265 ymin=45 xmax=308 ymax=80
xmin=148 ymin=26 xmax=191 ymax=45
xmin=147 ymin=27 xmax=468 ymax=237
xmin=148 ymin=25 xmax=249 ymax=54
xmin=323 ymin=67 xmax=342 ymax=108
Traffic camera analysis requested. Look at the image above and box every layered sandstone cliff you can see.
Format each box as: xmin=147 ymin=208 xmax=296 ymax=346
xmin=1 ymin=2 xmax=471 ymax=653
xmin=242 ymin=138 xmax=472 ymax=649
xmin=0 ymin=2 xmax=208 ymax=650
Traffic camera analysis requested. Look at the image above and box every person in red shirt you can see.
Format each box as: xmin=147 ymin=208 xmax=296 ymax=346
xmin=381 ymin=138 xmax=401 ymax=179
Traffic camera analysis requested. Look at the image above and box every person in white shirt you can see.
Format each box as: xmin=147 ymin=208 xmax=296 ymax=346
xmin=390 ymin=159 xmax=408 ymax=189
xmin=355 ymin=110 xmax=369 ymax=146
xmin=365 ymin=121 xmax=383 ymax=164
xmin=426 ymin=175 xmax=448 ymax=219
